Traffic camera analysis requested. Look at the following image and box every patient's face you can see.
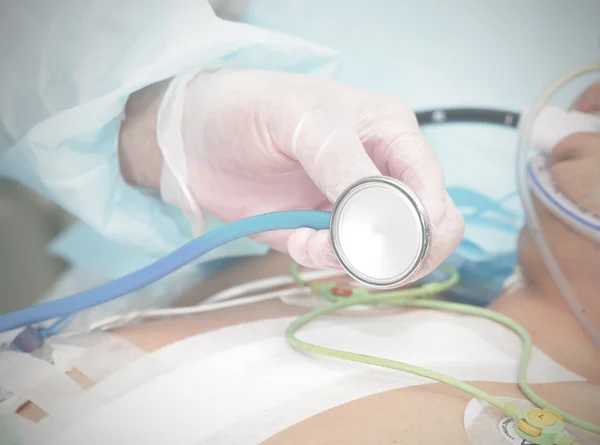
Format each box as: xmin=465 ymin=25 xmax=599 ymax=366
xmin=518 ymin=131 xmax=600 ymax=296
xmin=518 ymin=83 xmax=600 ymax=296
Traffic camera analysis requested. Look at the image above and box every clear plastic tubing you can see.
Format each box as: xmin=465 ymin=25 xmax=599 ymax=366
xmin=517 ymin=63 xmax=600 ymax=348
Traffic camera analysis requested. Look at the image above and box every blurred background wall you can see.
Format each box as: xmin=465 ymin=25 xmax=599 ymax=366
xmin=0 ymin=179 xmax=71 ymax=313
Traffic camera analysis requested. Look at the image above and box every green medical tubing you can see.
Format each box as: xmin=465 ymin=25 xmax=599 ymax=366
xmin=285 ymin=267 xmax=600 ymax=436
xmin=290 ymin=261 xmax=460 ymax=300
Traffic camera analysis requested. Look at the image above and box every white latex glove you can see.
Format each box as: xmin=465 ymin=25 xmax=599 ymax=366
xmin=158 ymin=69 xmax=464 ymax=279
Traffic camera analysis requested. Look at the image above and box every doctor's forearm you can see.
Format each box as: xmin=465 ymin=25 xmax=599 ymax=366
xmin=118 ymin=80 xmax=170 ymax=190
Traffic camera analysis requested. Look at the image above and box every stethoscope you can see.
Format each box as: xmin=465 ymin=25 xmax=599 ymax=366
xmin=0 ymin=175 xmax=431 ymax=333
xmin=1 ymin=105 xmax=598 ymax=335
xmin=0 ymin=107 xmax=525 ymax=335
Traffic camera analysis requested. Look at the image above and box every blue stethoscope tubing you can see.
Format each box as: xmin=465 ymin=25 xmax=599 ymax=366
xmin=0 ymin=211 xmax=331 ymax=333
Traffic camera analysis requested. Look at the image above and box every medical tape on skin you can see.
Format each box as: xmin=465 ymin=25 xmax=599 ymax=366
xmin=47 ymin=330 xmax=367 ymax=445
xmin=4 ymin=413 xmax=65 ymax=445
xmin=48 ymin=332 xmax=147 ymax=382
xmin=9 ymin=312 xmax=583 ymax=433
xmin=0 ymin=350 xmax=100 ymax=424
xmin=200 ymin=371 xmax=434 ymax=445
xmin=1 ymin=332 xmax=139 ymax=384
xmin=0 ymin=384 xmax=27 ymax=416
xmin=57 ymin=312 xmax=358 ymax=416
xmin=52 ymin=310 xmax=584 ymax=424
xmin=46 ymin=314 xmax=585 ymax=445
xmin=148 ymin=317 xmax=296 ymax=367
xmin=38 ymin=319 xmax=301 ymax=428
xmin=36 ymin=333 xmax=159 ymax=424
xmin=45 ymin=349 xmax=169 ymax=424
xmin=0 ymin=347 xmax=28 ymax=414
xmin=44 ymin=319 xmax=286 ymax=423
xmin=43 ymin=320 xmax=285 ymax=429
xmin=197 ymin=320 xmax=586 ymax=444
xmin=454 ymin=316 xmax=585 ymax=384
xmin=464 ymin=397 xmax=597 ymax=445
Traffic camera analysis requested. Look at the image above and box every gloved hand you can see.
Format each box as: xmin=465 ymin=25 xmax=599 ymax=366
xmin=158 ymin=69 xmax=464 ymax=279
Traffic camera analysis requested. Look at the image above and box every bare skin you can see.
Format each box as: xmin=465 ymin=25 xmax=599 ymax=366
xmin=14 ymin=84 xmax=600 ymax=444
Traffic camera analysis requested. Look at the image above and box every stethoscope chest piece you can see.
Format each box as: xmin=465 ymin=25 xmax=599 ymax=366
xmin=330 ymin=176 xmax=431 ymax=289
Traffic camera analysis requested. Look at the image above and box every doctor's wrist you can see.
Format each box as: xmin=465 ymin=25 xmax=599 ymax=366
xmin=118 ymin=80 xmax=170 ymax=190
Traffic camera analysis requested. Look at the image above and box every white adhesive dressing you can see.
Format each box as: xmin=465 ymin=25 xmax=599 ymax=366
xmin=48 ymin=332 xmax=147 ymax=382
xmin=43 ymin=334 xmax=162 ymax=425
xmin=33 ymin=311 xmax=583 ymax=445
xmin=0 ymin=332 xmax=147 ymax=443
xmin=46 ymin=321 xmax=287 ymax=423
xmin=5 ymin=412 xmax=66 ymax=445
xmin=0 ymin=382 xmax=27 ymax=416
xmin=0 ymin=350 xmax=98 ymax=424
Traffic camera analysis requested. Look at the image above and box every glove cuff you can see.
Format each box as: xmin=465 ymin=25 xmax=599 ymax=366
xmin=157 ymin=72 xmax=205 ymax=235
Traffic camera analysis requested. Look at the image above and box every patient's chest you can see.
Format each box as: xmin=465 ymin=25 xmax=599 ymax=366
xmin=3 ymin=306 xmax=588 ymax=445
